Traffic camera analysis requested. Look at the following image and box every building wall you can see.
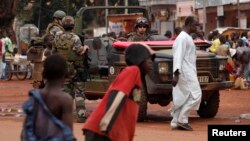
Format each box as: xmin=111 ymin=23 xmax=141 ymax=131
xmin=203 ymin=3 xmax=250 ymax=37
xmin=139 ymin=0 xmax=177 ymax=35
xmin=149 ymin=5 xmax=176 ymax=35
xmin=139 ymin=0 xmax=176 ymax=5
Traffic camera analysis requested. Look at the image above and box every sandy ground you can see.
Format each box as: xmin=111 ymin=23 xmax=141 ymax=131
xmin=0 ymin=79 xmax=250 ymax=141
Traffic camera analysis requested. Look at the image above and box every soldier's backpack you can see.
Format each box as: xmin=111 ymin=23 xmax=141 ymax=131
xmin=55 ymin=33 xmax=84 ymax=79
xmin=21 ymin=89 xmax=76 ymax=141
xmin=55 ymin=33 xmax=81 ymax=62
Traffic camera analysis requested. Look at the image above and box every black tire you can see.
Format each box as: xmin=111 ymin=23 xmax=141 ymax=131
xmin=197 ymin=91 xmax=220 ymax=118
xmin=5 ymin=63 xmax=13 ymax=81
xmin=137 ymin=91 xmax=147 ymax=122
xmin=16 ymin=65 xmax=28 ymax=80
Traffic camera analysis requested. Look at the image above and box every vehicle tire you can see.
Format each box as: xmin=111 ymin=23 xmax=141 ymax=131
xmin=197 ymin=91 xmax=220 ymax=118
xmin=137 ymin=90 xmax=148 ymax=122
xmin=26 ymin=64 xmax=33 ymax=80
xmin=5 ymin=63 xmax=13 ymax=81
xmin=16 ymin=65 xmax=28 ymax=80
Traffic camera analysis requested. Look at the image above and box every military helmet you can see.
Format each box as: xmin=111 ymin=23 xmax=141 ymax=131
xmin=53 ymin=10 xmax=66 ymax=19
xmin=62 ymin=16 xmax=75 ymax=26
xmin=135 ymin=17 xmax=149 ymax=27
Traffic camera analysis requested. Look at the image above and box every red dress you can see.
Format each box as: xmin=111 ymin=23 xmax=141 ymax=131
xmin=83 ymin=66 xmax=142 ymax=141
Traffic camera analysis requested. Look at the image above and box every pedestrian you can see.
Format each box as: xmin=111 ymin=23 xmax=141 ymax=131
xmin=241 ymin=31 xmax=248 ymax=47
xmin=1 ymin=48 xmax=6 ymax=80
xmin=216 ymin=35 xmax=230 ymax=56
xmin=28 ymin=34 xmax=55 ymax=88
xmin=172 ymin=27 xmax=182 ymax=40
xmin=1 ymin=31 xmax=13 ymax=80
xmin=82 ymin=43 xmax=155 ymax=141
xmin=0 ymin=35 xmax=3 ymax=79
xmin=216 ymin=35 xmax=235 ymax=73
xmin=247 ymin=31 xmax=250 ymax=46
xmin=43 ymin=34 xmax=55 ymax=57
xmin=46 ymin=10 xmax=66 ymax=36
xmin=54 ymin=15 xmax=89 ymax=123
xmin=21 ymin=54 xmax=76 ymax=140
xmin=164 ymin=30 xmax=172 ymax=40
xmin=208 ymin=30 xmax=221 ymax=53
xmin=236 ymin=39 xmax=250 ymax=83
xmin=117 ymin=31 xmax=127 ymax=41
xmin=171 ymin=16 xmax=202 ymax=131
xmin=127 ymin=17 xmax=150 ymax=41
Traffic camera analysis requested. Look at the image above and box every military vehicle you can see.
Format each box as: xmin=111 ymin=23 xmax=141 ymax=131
xmin=75 ymin=6 xmax=233 ymax=121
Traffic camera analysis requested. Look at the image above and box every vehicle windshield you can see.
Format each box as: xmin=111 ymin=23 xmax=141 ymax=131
xmin=75 ymin=6 xmax=148 ymax=38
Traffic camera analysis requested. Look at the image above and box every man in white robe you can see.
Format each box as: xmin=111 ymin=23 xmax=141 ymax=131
xmin=171 ymin=16 xmax=202 ymax=131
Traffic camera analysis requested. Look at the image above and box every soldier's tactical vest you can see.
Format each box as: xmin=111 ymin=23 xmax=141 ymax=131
xmin=55 ymin=33 xmax=80 ymax=78
xmin=128 ymin=32 xmax=148 ymax=41
xmin=55 ymin=33 xmax=78 ymax=62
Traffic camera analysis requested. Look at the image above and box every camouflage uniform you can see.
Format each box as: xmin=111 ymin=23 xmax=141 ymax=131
xmin=55 ymin=30 xmax=87 ymax=122
xmin=45 ymin=22 xmax=64 ymax=36
xmin=30 ymin=10 xmax=66 ymax=88
xmin=127 ymin=32 xmax=149 ymax=41
xmin=45 ymin=10 xmax=66 ymax=37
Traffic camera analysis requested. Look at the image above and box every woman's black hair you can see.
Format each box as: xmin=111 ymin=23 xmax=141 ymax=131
xmin=125 ymin=44 xmax=151 ymax=66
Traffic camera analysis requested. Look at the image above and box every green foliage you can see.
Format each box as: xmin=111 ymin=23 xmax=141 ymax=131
xmin=31 ymin=0 xmax=65 ymax=32
xmin=128 ymin=0 xmax=139 ymax=6
xmin=16 ymin=0 xmax=30 ymax=19
xmin=17 ymin=0 xmax=29 ymax=11
xmin=17 ymin=0 xmax=139 ymax=34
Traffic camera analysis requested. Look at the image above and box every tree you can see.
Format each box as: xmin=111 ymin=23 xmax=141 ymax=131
xmin=0 ymin=0 xmax=19 ymax=43
xmin=20 ymin=0 xmax=86 ymax=34
xmin=0 ymin=0 xmax=139 ymax=44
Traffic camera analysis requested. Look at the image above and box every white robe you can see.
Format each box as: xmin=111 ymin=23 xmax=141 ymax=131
xmin=172 ymin=31 xmax=201 ymax=112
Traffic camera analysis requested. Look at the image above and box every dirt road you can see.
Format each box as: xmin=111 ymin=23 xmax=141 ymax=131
xmin=0 ymin=79 xmax=250 ymax=141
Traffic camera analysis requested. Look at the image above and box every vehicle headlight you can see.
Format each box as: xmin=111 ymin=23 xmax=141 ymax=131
xmin=158 ymin=62 xmax=168 ymax=74
xmin=109 ymin=66 xmax=115 ymax=75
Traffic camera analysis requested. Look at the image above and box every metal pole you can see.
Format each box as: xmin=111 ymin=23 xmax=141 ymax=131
xmin=37 ymin=0 xmax=42 ymax=35
xmin=105 ymin=0 xmax=108 ymax=34
xmin=237 ymin=0 xmax=240 ymax=27
xmin=125 ymin=0 xmax=128 ymax=14
xmin=67 ymin=0 xmax=69 ymax=14
xmin=202 ymin=0 xmax=206 ymax=32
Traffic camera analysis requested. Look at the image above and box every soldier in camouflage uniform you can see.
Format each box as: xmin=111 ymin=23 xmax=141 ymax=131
xmin=28 ymin=10 xmax=65 ymax=89
xmin=54 ymin=16 xmax=89 ymax=123
xmin=46 ymin=10 xmax=66 ymax=36
xmin=127 ymin=17 xmax=150 ymax=41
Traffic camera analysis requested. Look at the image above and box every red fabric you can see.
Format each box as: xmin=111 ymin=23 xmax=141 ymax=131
xmin=226 ymin=63 xmax=234 ymax=73
xmin=172 ymin=35 xmax=177 ymax=40
xmin=112 ymin=39 xmax=208 ymax=49
xmin=83 ymin=66 xmax=142 ymax=141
